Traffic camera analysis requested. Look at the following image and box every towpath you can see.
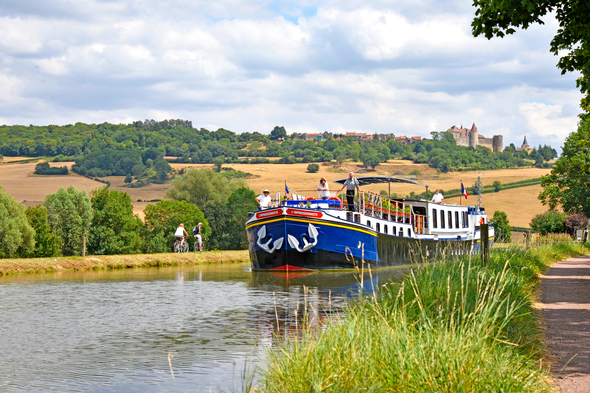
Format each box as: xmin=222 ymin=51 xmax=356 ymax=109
xmin=539 ymin=254 xmax=590 ymax=393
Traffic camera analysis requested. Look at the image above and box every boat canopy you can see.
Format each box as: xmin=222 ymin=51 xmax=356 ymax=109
xmin=334 ymin=176 xmax=429 ymax=188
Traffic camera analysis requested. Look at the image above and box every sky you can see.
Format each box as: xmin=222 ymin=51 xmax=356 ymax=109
xmin=0 ymin=0 xmax=582 ymax=149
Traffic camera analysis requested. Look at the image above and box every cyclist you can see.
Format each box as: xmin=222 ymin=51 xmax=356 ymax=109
xmin=193 ymin=223 xmax=204 ymax=251
xmin=174 ymin=224 xmax=189 ymax=249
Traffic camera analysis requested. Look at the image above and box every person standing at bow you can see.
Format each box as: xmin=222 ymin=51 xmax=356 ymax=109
xmin=339 ymin=172 xmax=361 ymax=212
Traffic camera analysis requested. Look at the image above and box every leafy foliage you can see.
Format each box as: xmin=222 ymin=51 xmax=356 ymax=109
xmin=472 ymin=0 xmax=590 ymax=112
xmin=0 ymin=186 xmax=35 ymax=257
xmin=492 ymin=210 xmax=512 ymax=243
xmin=142 ymin=200 xmax=209 ymax=253
xmin=34 ymin=162 xmax=68 ymax=175
xmin=89 ymin=187 xmax=143 ymax=255
xmin=205 ymin=187 xmax=258 ymax=250
xmin=306 ymin=163 xmax=319 ymax=173
xmin=539 ymin=117 xmax=590 ymax=216
xmin=44 ymin=186 xmax=93 ymax=256
xmin=530 ymin=210 xmax=568 ymax=235
xmin=166 ymin=168 xmax=245 ymax=210
xmin=24 ymin=205 xmax=62 ymax=257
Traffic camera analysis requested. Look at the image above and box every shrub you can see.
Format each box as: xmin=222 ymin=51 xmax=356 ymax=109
xmin=410 ymin=169 xmax=422 ymax=176
xmin=307 ymin=163 xmax=320 ymax=173
xmin=530 ymin=210 xmax=568 ymax=235
xmin=492 ymin=210 xmax=511 ymax=243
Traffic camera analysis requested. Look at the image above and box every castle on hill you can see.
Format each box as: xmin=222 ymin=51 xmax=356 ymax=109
xmin=446 ymin=123 xmax=503 ymax=152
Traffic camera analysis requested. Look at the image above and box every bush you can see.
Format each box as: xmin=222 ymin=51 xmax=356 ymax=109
xmin=492 ymin=210 xmax=511 ymax=243
xmin=25 ymin=205 xmax=62 ymax=257
xmin=307 ymin=163 xmax=320 ymax=173
xmin=34 ymin=162 xmax=68 ymax=175
xmin=410 ymin=169 xmax=422 ymax=176
xmin=530 ymin=210 xmax=568 ymax=235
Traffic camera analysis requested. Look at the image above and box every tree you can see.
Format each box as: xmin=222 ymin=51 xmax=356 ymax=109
xmin=270 ymin=126 xmax=287 ymax=140
xmin=44 ymin=186 xmax=93 ymax=256
xmin=213 ymin=156 xmax=225 ymax=172
xmin=362 ymin=155 xmax=380 ymax=170
xmin=492 ymin=180 xmax=502 ymax=192
xmin=307 ymin=163 xmax=319 ymax=173
xmin=472 ymin=0 xmax=590 ymax=112
xmin=124 ymin=174 xmax=133 ymax=184
xmin=0 ymin=186 xmax=35 ymax=257
xmin=89 ymin=187 xmax=143 ymax=255
xmin=166 ymin=168 xmax=245 ymax=210
xmin=143 ymin=200 xmax=209 ymax=253
xmin=530 ymin=210 xmax=568 ymax=235
xmin=539 ymin=117 xmax=590 ymax=216
xmin=492 ymin=210 xmax=512 ymax=243
xmin=25 ymin=205 xmax=62 ymax=257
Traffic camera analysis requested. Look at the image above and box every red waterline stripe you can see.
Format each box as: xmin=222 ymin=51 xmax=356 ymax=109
xmin=269 ymin=265 xmax=313 ymax=271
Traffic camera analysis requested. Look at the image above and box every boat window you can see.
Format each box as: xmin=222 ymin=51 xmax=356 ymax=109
xmin=433 ymin=209 xmax=438 ymax=228
xmin=399 ymin=227 xmax=403 ymax=237
xmin=367 ymin=220 xmax=371 ymax=228
xmin=384 ymin=225 xmax=388 ymax=234
xmin=440 ymin=210 xmax=445 ymax=229
xmin=407 ymin=228 xmax=411 ymax=237
xmin=455 ymin=211 xmax=459 ymax=228
xmin=448 ymin=211 xmax=453 ymax=229
xmin=463 ymin=212 xmax=468 ymax=228
xmin=392 ymin=226 xmax=396 ymax=236
xmin=376 ymin=223 xmax=380 ymax=232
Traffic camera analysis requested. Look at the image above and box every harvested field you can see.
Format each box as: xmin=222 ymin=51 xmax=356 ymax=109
xmin=0 ymin=161 xmax=103 ymax=208
xmin=1 ymin=159 xmax=552 ymax=227
xmin=0 ymin=156 xmax=40 ymax=163
xmin=0 ymin=250 xmax=249 ymax=276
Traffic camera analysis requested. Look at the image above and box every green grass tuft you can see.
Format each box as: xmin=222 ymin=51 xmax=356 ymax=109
xmin=258 ymin=243 xmax=590 ymax=392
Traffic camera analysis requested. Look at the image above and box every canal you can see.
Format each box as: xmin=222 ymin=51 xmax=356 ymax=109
xmin=0 ymin=263 xmax=407 ymax=392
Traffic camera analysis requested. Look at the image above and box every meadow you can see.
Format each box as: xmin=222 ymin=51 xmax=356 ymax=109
xmin=1 ymin=159 xmax=551 ymax=227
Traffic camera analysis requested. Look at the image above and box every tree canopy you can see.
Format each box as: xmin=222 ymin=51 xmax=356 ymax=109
xmin=44 ymin=186 xmax=93 ymax=256
xmin=89 ymin=187 xmax=143 ymax=255
xmin=25 ymin=205 xmax=62 ymax=257
xmin=0 ymin=186 xmax=35 ymax=257
xmin=472 ymin=0 xmax=590 ymax=112
xmin=539 ymin=117 xmax=590 ymax=216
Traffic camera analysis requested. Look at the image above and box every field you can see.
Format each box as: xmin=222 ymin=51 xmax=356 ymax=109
xmin=1 ymin=159 xmax=551 ymax=227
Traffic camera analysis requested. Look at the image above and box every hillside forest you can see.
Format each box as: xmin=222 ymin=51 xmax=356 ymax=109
xmin=0 ymin=120 xmax=557 ymax=180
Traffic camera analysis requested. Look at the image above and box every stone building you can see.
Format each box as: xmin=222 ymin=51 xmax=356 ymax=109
xmin=515 ymin=136 xmax=534 ymax=153
xmin=446 ymin=123 xmax=503 ymax=152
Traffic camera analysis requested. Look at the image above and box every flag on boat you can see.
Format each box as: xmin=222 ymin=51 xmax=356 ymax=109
xmin=285 ymin=183 xmax=290 ymax=194
xmin=461 ymin=182 xmax=469 ymax=199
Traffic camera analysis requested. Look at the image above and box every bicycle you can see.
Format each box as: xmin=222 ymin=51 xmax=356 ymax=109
xmin=193 ymin=237 xmax=206 ymax=252
xmin=174 ymin=238 xmax=189 ymax=253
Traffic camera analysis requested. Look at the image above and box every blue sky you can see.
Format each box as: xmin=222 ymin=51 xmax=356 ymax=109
xmin=0 ymin=0 xmax=582 ymax=150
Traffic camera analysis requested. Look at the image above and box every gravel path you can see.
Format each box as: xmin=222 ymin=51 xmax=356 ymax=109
xmin=540 ymin=254 xmax=590 ymax=393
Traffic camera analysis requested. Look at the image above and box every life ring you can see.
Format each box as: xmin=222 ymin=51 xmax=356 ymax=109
xmin=480 ymin=217 xmax=485 ymax=224
xmin=306 ymin=197 xmax=315 ymax=200
xmin=328 ymin=196 xmax=342 ymax=209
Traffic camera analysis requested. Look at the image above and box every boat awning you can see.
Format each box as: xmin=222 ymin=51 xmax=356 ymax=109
xmin=334 ymin=176 xmax=429 ymax=188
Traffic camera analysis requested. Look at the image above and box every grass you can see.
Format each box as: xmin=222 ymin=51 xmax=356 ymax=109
xmin=257 ymin=242 xmax=590 ymax=392
xmin=0 ymin=250 xmax=249 ymax=276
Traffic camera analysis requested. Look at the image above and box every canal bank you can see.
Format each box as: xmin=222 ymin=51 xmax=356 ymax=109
xmin=0 ymin=250 xmax=249 ymax=276
xmin=258 ymin=243 xmax=590 ymax=392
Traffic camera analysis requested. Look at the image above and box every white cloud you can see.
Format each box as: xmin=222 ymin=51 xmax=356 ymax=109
xmin=0 ymin=1 xmax=583 ymax=150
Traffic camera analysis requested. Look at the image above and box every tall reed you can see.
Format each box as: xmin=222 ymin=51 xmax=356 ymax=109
xmin=258 ymin=242 xmax=589 ymax=392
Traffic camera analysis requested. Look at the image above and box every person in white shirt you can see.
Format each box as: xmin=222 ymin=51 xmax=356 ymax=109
xmin=174 ymin=224 xmax=189 ymax=245
xmin=431 ymin=189 xmax=444 ymax=204
xmin=339 ymin=172 xmax=361 ymax=212
xmin=317 ymin=178 xmax=330 ymax=200
xmin=255 ymin=189 xmax=272 ymax=209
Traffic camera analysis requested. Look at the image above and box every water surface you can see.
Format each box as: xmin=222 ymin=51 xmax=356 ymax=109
xmin=0 ymin=263 xmax=407 ymax=392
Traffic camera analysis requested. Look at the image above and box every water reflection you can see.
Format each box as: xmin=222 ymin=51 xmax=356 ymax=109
xmin=0 ymin=263 xmax=407 ymax=392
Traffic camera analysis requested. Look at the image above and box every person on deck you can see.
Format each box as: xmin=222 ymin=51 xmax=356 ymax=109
xmin=255 ymin=189 xmax=272 ymax=209
xmin=339 ymin=172 xmax=361 ymax=212
xmin=431 ymin=189 xmax=444 ymax=204
xmin=317 ymin=178 xmax=330 ymax=200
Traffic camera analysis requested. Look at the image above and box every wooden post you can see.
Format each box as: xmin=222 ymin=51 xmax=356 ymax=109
xmin=525 ymin=230 xmax=530 ymax=249
xmin=481 ymin=223 xmax=489 ymax=265
xmin=82 ymin=236 xmax=86 ymax=257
